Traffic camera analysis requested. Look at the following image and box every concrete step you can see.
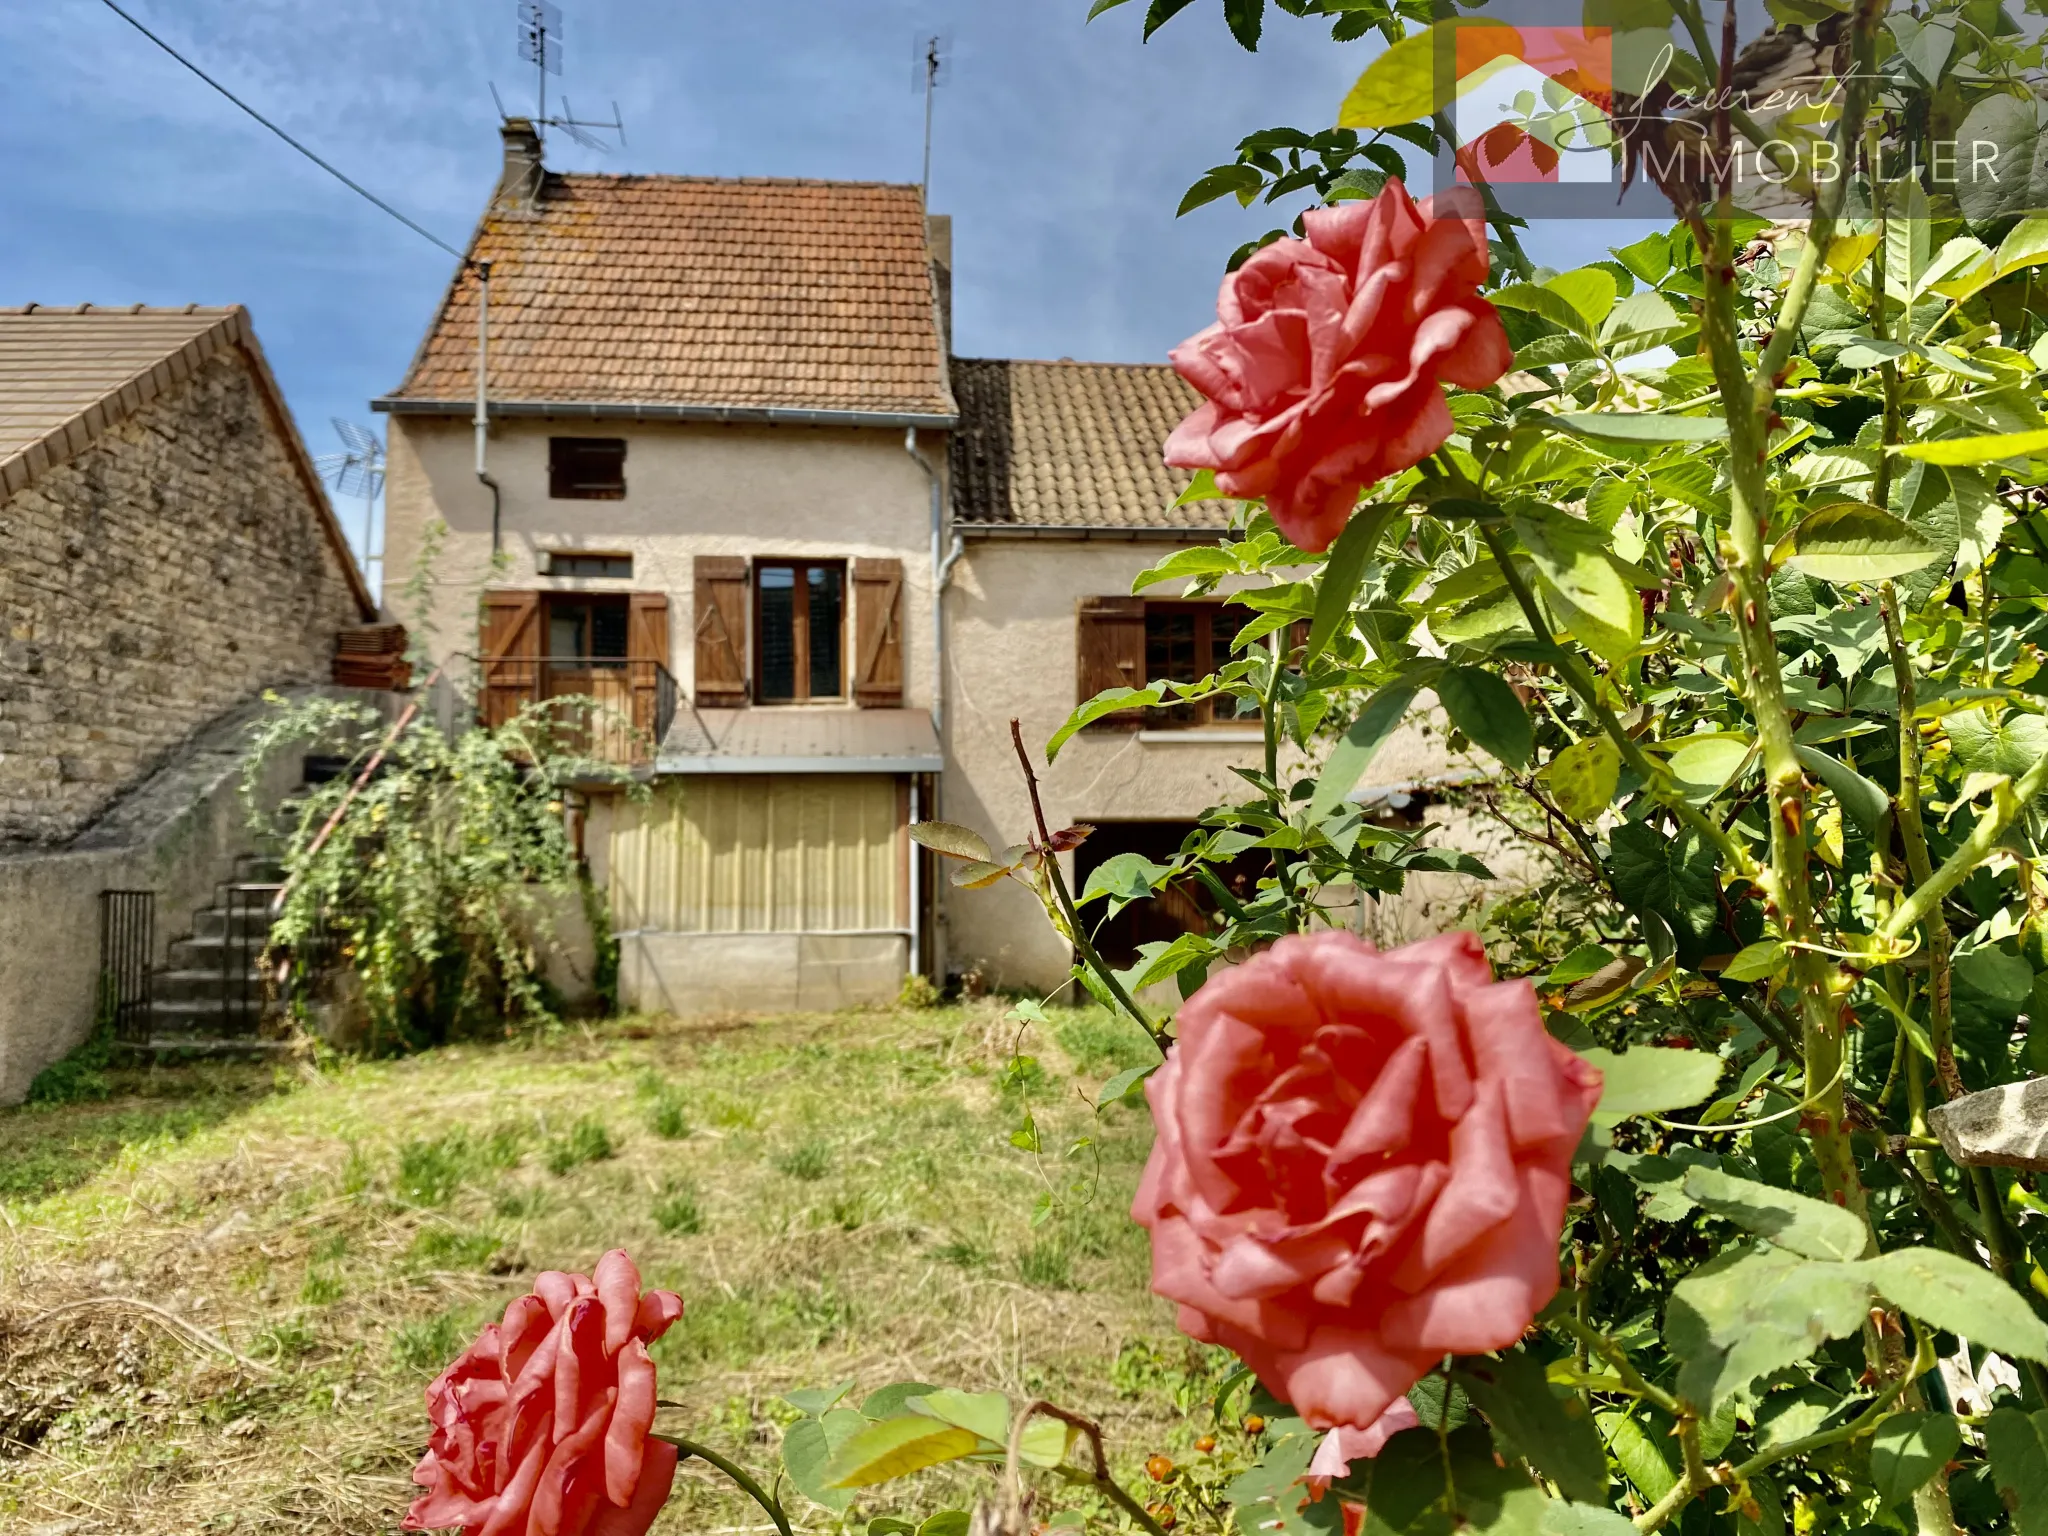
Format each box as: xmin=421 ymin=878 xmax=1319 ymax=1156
xmin=151 ymin=967 xmax=267 ymax=1004
xmin=147 ymin=997 xmax=271 ymax=1035
xmin=192 ymin=905 xmax=280 ymax=940
xmin=120 ymin=1037 xmax=297 ymax=1058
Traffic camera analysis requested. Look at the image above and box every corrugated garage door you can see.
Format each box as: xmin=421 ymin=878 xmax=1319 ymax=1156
xmin=608 ymin=775 xmax=906 ymax=933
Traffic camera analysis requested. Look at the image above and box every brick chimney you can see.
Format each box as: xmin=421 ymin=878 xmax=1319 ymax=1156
xmin=496 ymin=118 xmax=544 ymax=210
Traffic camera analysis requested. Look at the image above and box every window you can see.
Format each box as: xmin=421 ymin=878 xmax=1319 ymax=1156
xmin=1143 ymin=603 xmax=1248 ymax=727
xmin=542 ymin=551 xmax=634 ymax=579
xmin=755 ymin=561 xmax=845 ymax=703
xmin=549 ymin=437 xmax=627 ymax=500
xmin=546 ymin=596 xmax=629 ymax=660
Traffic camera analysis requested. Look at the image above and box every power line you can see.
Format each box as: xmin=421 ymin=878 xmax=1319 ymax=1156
xmin=95 ymin=0 xmax=469 ymax=264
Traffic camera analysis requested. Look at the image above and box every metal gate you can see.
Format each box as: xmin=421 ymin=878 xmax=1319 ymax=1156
xmin=97 ymin=890 xmax=155 ymax=1046
xmin=222 ymin=883 xmax=270 ymax=1033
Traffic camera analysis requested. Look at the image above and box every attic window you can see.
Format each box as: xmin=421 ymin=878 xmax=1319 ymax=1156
xmin=549 ymin=437 xmax=627 ymax=500
xmin=542 ymin=551 xmax=634 ymax=579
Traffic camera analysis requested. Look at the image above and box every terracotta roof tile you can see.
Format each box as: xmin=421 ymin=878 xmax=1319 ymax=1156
xmin=386 ymin=176 xmax=953 ymax=417
xmin=949 ymin=358 xmax=1234 ymax=532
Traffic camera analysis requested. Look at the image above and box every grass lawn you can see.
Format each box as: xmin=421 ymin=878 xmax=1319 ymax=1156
xmin=0 ymin=1004 xmax=1241 ymax=1535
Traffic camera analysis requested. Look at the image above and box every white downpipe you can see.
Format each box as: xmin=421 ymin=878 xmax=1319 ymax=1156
xmin=475 ymin=259 xmax=502 ymax=554
xmin=908 ymin=775 xmax=923 ymax=980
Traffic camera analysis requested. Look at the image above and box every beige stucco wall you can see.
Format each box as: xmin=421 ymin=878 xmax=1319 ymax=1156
xmin=619 ymin=932 xmax=906 ymax=1015
xmin=938 ymin=538 xmax=1481 ymax=992
xmin=381 ymin=415 xmax=937 ymax=709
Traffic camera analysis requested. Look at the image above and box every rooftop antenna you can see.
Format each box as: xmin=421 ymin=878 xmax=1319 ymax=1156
xmin=314 ymin=420 xmax=386 ymax=590
xmin=915 ymin=33 xmax=947 ymax=207
xmin=504 ymin=2 xmax=626 ymax=151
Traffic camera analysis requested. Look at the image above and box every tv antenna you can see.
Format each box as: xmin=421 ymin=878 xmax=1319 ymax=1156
xmin=500 ymin=1 xmax=626 ymax=151
xmin=314 ymin=420 xmax=385 ymax=588
xmin=915 ymin=33 xmax=948 ymax=206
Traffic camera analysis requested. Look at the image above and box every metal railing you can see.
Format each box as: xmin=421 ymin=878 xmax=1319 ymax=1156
xmin=98 ymin=890 xmax=155 ymax=1046
xmin=475 ymin=656 xmax=678 ymax=767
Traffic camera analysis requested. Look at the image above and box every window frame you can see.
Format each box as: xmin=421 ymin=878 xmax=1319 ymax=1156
xmin=547 ymin=437 xmax=628 ymax=501
xmin=541 ymin=551 xmax=634 ymax=579
xmin=752 ymin=559 xmax=849 ymax=704
xmin=1140 ymin=600 xmax=1247 ymax=729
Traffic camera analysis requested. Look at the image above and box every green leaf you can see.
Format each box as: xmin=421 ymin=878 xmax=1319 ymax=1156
xmin=917 ymin=1515 xmax=972 ymax=1536
xmin=1545 ymin=268 xmax=1619 ymax=330
xmin=1046 ymin=685 xmax=1166 ymax=761
xmin=1172 ymin=468 xmax=1225 ymax=506
xmin=1437 ymin=666 xmax=1533 ymax=768
xmin=1664 ymin=733 xmax=1752 ymax=803
xmin=1305 ymin=504 xmax=1397 ymax=665
xmin=1581 ymin=1046 xmax=1724 ymax=1125
xmin=1175 ymin=163 xmax=1268 ymax=217
xmin=1607 ymin=821 xmax=1719 ymax=969
xmin=783 ymin=1418 xmax=856 ymax=1511
xmin=1308 ymin=684 xmax=1414 ymax=821
xmin=1949 ymin=708 xmax=2048 ymax=780
xmin=824 ymin=1415 xmax=982 ymax=1488
xmin=1596 ymin=1412 xmax=1678 ymax=1503
xmin=1793 ymin=746 xmax=1893 ymax=839
xmin=1078 ymin=852 xmax=1171 ymax=908
xmin=1097 ymin=1064 xmax=1156 ymax=1109
xmin=1986 ymin=1408 xmax=2048 ymax=1535
xmin=1222 ymin=0 xmax=1264 ymax=50
xmin=1720 ymin=941 xmax=1785 ymax=983
xmin=1862 ymin=1247 xmax=2048 ymax=1361
xmin=1868 ymin=1411 xmax=1963 ymax=1509
xmin=1545 ymin=944 xmax=1619 ymax=986
xmin=1898 ymin=427 xmax=2048 ymax=465
xmin=1141 ymin=0 xmax=1202 ymax=39
xmin=861 ymin=1382 xmax=942 ymax=1419
xmin=1549 ymin=411 xmax=1729 ymax=443
xmin=1681 ymin=1165 xmax=1869 ymax=1261
xmin=1086 ymin=0 xmax=1134 ymax=17
xmin=1665 ymin=1248 xmax=1873 ymax=1409
xmin=1997 ymin=215 xmax=2048 ymax=278
xmin=1338 ymin=24 xmax=1446 ymax=128
xmin=1459 ymin=1351 xmax=1607 ymax=1503
xmin=1783 ymin=505 xmax=1942 ymax=583
xmin=1513 ymin=511 xmax=1643 ymax=663
xmin=1493 ymin=282 xmax=1600 ymax=341
xmin=1541 ymin=736 xmax=1621 ymax=821
xmin=908 ymin=822 xmax=993 ymax=862
xmin=1132 ymin=545 xmax=1243 ymax=590
xmin=783 ymin=1380 xmax=857 ymax=1417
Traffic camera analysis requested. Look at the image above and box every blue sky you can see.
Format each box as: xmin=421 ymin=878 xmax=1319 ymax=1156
xmin=4 ymin=0 xmax=1655 ymax=569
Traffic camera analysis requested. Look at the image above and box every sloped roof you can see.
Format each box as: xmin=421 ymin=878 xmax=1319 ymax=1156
xmin=380 ymin=175 xmax=955 ymax=421
xmin=0 ymin=304 xmax=374 ymax=616
xmin=949 ymin=357 xmax=1234 ymax=534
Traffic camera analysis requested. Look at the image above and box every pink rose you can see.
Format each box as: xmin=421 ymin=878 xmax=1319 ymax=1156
xmin=404 ymin=1250 xmax=685 ymax=1536
xmin=1164 ymin=179 xmax=1512 ymax=553
xmin=1132 ymin=932 xmax=1602 ymax=1445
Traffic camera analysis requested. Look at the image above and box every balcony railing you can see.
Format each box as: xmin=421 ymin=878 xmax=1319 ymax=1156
xmin=477 ymin=656 xmax=678 ymax=768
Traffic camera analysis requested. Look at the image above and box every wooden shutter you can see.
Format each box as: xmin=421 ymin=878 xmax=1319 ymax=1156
xmin=1076 ymin=596 xmax=1147 ymax=731
xmin=852 ymin=557 xmax=905 ymax=707
xmin=628 ymin=593 xmax=671 ymax=738
xmin=479 ymin=590 xmax=541 ymax=729
xmin=693 ymin=556 xmax=749 ymax=707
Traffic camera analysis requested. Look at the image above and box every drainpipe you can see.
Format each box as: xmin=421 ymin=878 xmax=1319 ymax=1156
xmin=904 ymin=427 xmax=961 ymax=736
xmin=908 ymin=775 xmax=923 ymax=979
xmin=474 ymin=259 xmax=501 ymax=555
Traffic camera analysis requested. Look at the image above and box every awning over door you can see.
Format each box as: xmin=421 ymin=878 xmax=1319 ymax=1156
xmin=655 ymin=707 xmax=942 ymax=775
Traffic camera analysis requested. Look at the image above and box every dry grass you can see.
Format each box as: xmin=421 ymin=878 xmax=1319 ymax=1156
xmin=0 ymin=1004 xmax=1236 ymax=1535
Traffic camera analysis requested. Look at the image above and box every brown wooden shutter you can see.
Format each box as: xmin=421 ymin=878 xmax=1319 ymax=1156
xmin=628 ymin=593 xmax=671 ymax=737
xmin=852 ymin=557 xmax=906 ymax=707
xmin=479 ymin=590 xmax=541 ymax=729
xmin=1076 ymin=595 xmax=1147 ymax=731
xmin=693 ymin=556 xmax=750 ymax=707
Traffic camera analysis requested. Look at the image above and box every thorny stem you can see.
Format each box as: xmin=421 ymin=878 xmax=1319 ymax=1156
xmin=1697 ymin=0 xmax=1884 ymax=1245
xmin=1880 ymin=588 xmax=1964 ymax=1098
xmin=1476 ymin=524 xmax=1760 ymax=882
xmin=1547 ymin=1313 xmax=1684 ymax=1420
xmin=1880 ymin=749 xmax=2048 ymax=950
xmin=1008 ymin=718 xmax=1165 ymax=1050
xmin=1262 ymin=632 xmax=1307 ymax=929
xmin=652 ymin=1435 xmax=795 ymax=1536
xmin=1009 ymin=1400 xmax=1171 ymax=1536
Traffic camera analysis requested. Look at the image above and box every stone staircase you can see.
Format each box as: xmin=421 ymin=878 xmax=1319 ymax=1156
xmin=135 ymin=851 xmax=296 ymax=1055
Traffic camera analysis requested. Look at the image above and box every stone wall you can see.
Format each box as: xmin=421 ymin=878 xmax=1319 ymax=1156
xmin=0 ymin=348 xmax=365 ymax=846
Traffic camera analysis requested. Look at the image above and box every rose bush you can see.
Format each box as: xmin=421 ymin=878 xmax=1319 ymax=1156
xmin=1132 ymin=932 xmax=1602 ymax=1457
xmin=1162 ymin=177 xmax=1510 ymax=553
xmin=404 ymin=1251 xmax=684 ymax=1536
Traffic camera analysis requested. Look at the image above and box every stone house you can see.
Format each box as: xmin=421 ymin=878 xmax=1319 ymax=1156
xmin=379 ymin=122 xmax=1475 ymax=1012
xmin=0 ymin=304 xmax=376 ymax=1100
